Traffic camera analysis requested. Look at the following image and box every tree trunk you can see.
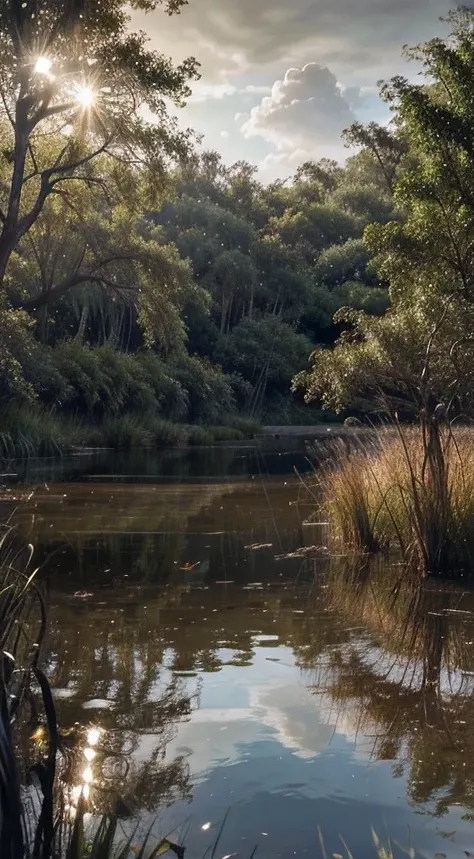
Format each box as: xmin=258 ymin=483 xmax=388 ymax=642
xmin=74 ymin=306 xmax=89 ymax=343
xmin=0 ymin=112 xmax=29 ymax=287
xmin=37 ymin=303 xmax=48 ymax=344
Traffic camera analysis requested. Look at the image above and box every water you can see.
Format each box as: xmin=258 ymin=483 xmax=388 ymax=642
xmin=12 ymin=442 xmax=474 ymax=859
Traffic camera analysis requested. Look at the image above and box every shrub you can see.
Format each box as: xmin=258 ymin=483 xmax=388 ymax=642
xmin=93 ymin=415 xmax=154 ymax=449
xmin=172 ymin=355 xmax=236 ymax=424
xmin=186 ymin=425 xmax=214 ymax=446
xmin=135 ymin=352 xmax=189 ymax=421
xmin=226 ymin=416 xmax=261 ymax=438
xmin=94 ymin=347 xmax=157 ymax=415
xmin=51 ymin=342 xmax=110 ymax=415
xmin=91 ymin=416 xmax=187 ymax=450
xmin=151 ymin=420 xmax=187 ymax=448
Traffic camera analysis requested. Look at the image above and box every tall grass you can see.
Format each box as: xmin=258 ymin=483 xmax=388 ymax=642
xmin=317 ymin=422 xmax=474 ymax=577
xmin=0 ymin=408 xmax=261 ymax=458
xmin=0 ymin=407 xmax=89 ymax=458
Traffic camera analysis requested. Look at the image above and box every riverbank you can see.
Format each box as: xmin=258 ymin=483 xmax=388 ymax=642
xmin=0 ymin=407 xmax=263 ymax=459
xmin=262 ymin=424 xmax=367 ymax=439
xmin=0 ymin=406 xmax=358 ymax=460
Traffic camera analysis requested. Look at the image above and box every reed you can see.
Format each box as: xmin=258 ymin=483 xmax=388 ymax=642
xmin=317 ymin=422 xmax=474 ymax=577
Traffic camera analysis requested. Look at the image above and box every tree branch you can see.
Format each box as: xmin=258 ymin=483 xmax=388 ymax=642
xmin=16 ymin=140 xmax=112 ymax=241
xmin=12 ymin=260 xmax=138 ymax=311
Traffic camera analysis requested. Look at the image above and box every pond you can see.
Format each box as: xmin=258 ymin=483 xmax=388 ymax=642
xmin=10 ymin=441 xmax=474 ymax=859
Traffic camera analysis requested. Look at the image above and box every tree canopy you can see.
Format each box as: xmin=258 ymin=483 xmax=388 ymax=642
xmin=297 ymin=6 xmax=474 ymax=421
xmin=0 ymin=0 xmax=198 ymax=284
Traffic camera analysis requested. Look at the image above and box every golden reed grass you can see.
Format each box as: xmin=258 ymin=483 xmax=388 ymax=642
xmin=318 ymin=424 xmax=474 ymax=577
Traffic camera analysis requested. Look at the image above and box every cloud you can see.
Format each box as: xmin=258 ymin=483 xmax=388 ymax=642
xmin=241 ymin=63 xmax=356 ymax=162
xmin=132 ymin=0 xmax=452 ymax=83
xmin=189 ymin=82 xmax=238 ymax=102
xmin=243 ymin=85 xmax=272 ymax=95
xmin=130 ymin=0 xmax=452 ymax=178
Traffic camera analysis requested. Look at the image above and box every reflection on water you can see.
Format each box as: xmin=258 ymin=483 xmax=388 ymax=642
xmin=13 ymin=444 xmax=474 ymax=858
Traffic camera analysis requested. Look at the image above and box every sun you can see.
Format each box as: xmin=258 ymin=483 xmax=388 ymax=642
xmin=34 ymin=56 xmax=52 ymax=75
xmin=74 ymin=84 xmax=95 ymax=107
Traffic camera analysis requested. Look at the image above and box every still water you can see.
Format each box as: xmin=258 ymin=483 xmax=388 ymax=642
xmin=10 ymin=442 xmax=474 ymax=858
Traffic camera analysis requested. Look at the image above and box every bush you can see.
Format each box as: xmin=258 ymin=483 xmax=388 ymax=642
xmin=91 ymin=416 xmax=187 ymax=450
xmin=50 ymin=344 xmax=159 ymax=417
xmin=186 ymin=425 xmax=214 ymax=446
xmin=135 ymin=352 xmax=189 ymax=421
xmin=94 ymin=347 xmax=157 ymax=415
xmin=152 ymin=420 xmax=187 ymax=448
xmin=226 ymin=416 xmax=261 ymax=438
xmin=172 ymin=355 xmax=237 ymax=424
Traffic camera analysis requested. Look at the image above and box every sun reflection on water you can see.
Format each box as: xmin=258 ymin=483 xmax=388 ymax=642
xmin=66 ymin=724 xmax=103 ymax=813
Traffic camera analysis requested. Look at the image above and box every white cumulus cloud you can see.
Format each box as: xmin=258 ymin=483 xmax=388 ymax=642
xmin=241 ymin=63 xmax=357 ymax=161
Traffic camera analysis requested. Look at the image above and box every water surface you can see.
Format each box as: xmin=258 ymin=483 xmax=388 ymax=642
xmin=12 ymin=443 xmax=474 ymax=859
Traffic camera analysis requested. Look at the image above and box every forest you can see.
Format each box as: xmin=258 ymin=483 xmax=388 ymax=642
xmin=0 ymin=0 xmax=403 ymax=454
xmin=1 ymin=3 xmax=473 ymax=455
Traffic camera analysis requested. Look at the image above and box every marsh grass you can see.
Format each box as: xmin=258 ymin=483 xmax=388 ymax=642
xmin=0 ymin=407 xmax=89 ymax=459
xmin=0 ymin=407 xmax=261 ymax=459
xmin=317 ymin=422 xmax=474 ymax=577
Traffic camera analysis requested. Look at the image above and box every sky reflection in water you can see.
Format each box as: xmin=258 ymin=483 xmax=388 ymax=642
xmin=13 ymin=444 xmax=474 ymax=859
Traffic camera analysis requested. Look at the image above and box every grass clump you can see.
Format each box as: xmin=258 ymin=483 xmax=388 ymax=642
xmin=318 ymin=422 xmax=474 ymax=577
xmin=0 ymin=406 xmax=91 ymax=458
xmin=92 ymin=416 xmax=188 ymax=450
xmin=225 ymin=416 xmax=261 ymax=438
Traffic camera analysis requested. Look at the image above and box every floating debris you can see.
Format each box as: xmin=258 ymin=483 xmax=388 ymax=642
xmin=274 ymin=545 xmax=329 ymax=560
xmin=245 ymin=542 xmax=273 ymax=551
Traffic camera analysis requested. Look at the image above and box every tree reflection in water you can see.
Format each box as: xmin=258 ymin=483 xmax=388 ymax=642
xmin=308 ymin=560 xmax=474 ymax=819
xmin=44 ymin=591 xmax=196 ymax=816
xmin=37 ymin=556 xmax=474 ymax=828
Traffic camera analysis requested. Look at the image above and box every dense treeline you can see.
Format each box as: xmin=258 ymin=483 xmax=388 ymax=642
xmin=3 ymin=0 xmax=473 ymax=453
xmin=0 ymin=139 xmax=395 ymax=449
xmin=0 ymin=0 xmax=401 ymax=452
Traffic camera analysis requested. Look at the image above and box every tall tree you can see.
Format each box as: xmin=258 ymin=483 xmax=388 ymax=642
xmin=0 ymin=0 xmax=198 ymax=286
xmin=297 ymin=7 xmax=474 ymax=419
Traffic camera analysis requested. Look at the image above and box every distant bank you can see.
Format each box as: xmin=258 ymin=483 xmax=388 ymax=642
xmin=262 ymin=425 xmax=368 ymax=439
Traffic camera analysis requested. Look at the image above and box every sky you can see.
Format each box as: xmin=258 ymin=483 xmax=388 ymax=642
xmin=132 ymin=0 xmax=460 ymax=180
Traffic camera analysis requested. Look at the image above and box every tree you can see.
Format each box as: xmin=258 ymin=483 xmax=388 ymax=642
xmin=5 ymin=161 xmax=204 ymax=353
xmin=215 ymin=315 xmax=313 ymax=414
xmin=0 ymin=0 xmax=198 ymax=287
xmin=343 ymin=121 xmax=409 ymax=194
xmin=297 ymin=7 xmax=474 ymax=419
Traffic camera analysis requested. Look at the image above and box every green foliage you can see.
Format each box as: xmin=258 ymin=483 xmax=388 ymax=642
xmin=0 ymin=407 xmax=66 ymax=458
xmin=94 ymin=415 xmax=187 ymax=450
xmin=172 ymin=354 xmax=237 ymax=424
xmin=135 ymin=352 xmax=189 ymax=422
xmin=215 ymin=316 xmax=313 ymax=390
xmin=0 ymin=0 xmax=200 ymax=291
xmin=0 ymin=50 xmax=400 ymax=435
xmin=314 ymin=239 xmax=374 ymax=288
xmin=298 ymin=9 xmax=474 ymax=420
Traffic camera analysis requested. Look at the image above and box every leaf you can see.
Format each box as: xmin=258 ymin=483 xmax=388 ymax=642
xmin=147 ymin=839 xmax=184 ymax=859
